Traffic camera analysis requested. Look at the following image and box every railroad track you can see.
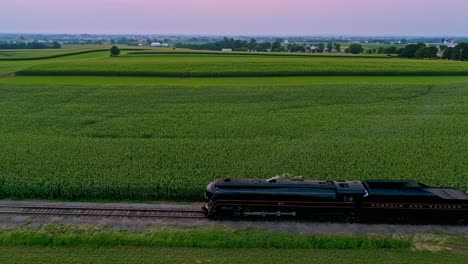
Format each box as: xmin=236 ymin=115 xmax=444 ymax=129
xmin=0 ymin=204 xmax=206 ymax=219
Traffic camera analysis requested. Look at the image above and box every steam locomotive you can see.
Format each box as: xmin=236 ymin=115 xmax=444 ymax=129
xmin=203 ymin=178 xmax=468 ymax=223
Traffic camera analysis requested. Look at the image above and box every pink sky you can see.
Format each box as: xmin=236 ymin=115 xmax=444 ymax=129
xmin=1 ymin=0 xmax=467 ymax=36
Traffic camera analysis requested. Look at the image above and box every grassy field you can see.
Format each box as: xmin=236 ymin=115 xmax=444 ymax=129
xmin=0 ymin=225 xmax=411 ymax=249
xmin=0 ymin=225 xmax=465 ymax=264
xmin=0 ymin=47 xmax=467 ymax=200
xmin=15 ymin=54 xmax=468 ymax=77
xmin=2 ymin=247 xmax=466 ymax=264
xmin=0 ymin=50 xmax=111 ymax=76
xmin=0 ymin=49 xmax=75 ymax=59
xmin=0 ymin=45 xmax=150 ymax=61
xmin=0 ymin=45 xmax=110 ymax=61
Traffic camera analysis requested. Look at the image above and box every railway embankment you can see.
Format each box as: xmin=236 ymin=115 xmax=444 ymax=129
xmin=0 ymin=200 xmax=467 ymax=236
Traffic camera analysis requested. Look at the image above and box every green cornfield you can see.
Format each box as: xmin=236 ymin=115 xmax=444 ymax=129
xmin=15 ymin=54 xmax=468 ymax=77
xmin=0 ymin=47 xmax=467 ymax=201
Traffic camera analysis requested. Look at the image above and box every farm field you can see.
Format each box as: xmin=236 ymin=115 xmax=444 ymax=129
xmin=1 ymin=247 xmax=466 ymax=264
xmin=15 ymin=53 xmax=468 ymax=77
xmin=0 ymin=46 xmax=467 ymax=200
xmin=0 ymin=46 xmax=110 ymax=61
xmin=1 ymin=80 xmax=468 ymax=199
xmin=0 ymin=225 xmax=466 ymax=264
xmin=0 ymin=49 xmax=76 ymax=59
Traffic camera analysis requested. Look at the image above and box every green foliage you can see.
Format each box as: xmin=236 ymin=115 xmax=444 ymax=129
xmin=257 ymin=42 xmax=272 ymax=52
xmin=127 ymin=50 xmax=386 ymax=58
xmin=334 ymin=43 xmax=341 ymax=52
xmin=0 ymin=49 xmax=108 ymax=61
xmin=0 ymin=41 xmax=61 ymax=50
xmin=452 ymin=43 xmax=468 ymax=61
xmin=0 ymin=224 xmax=411 ymax=249
xmin=348 ymin=44 xmax=364 ymax=54
xmin=399 ymin=43 xmax=426 ymax=58
xmin=2 ymin=247 xmax=465 ymax=264
xmin=176 ymin=37 xmax=257 ymax=52
xmin=379 ymin=46 xmax=399 ymax=55
xmin=110 ymin=46 xmax=120 ymax=56
xmin=1 ymin=48 xmax=468 ymax=201
xmin=317 ymin=43 xmax=325 ymax=53
xmin=287 ymin=43 xmax=306 ymax=52
xmin=415 ymin=46 xmax=438 ymax=59
xmin=14 ymin=54 xmax=468 ymax=78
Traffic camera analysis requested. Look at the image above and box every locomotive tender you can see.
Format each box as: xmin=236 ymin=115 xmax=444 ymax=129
xmin=203 ymin=178 xmax=468 ymax=223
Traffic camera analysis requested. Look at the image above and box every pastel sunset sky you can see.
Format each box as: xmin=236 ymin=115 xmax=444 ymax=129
xmin=1 ymin=0 xmax=467 ymax=36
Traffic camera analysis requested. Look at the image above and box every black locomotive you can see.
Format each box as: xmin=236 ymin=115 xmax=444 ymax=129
xmin=203 ymin=178 xmax=468 ymax=223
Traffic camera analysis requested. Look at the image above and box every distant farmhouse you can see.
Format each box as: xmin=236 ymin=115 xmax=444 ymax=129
xmin=221 ymin=48 xmax=233 ymax=52
xmin=442 ymin=38 xmax=457 ymax=48
xmin=150 ymin=42 xmax=170 ymax=48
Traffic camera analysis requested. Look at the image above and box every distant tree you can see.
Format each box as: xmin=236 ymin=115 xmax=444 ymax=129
xmin=425 ymin=46 xmax=439 ymax=58
xmin=452 ymin=43 xmax=468 ymax=61
xmin=348 ymin=43 xmax=364 ymax=54
xmin=415 ymin=46 xmax=438 ymax=59
xmin=326 ymin=42 xmax=333 ymax=52
xmin=51 ymin=42 xmax=62 ymax=49
xmin=442 ymin=47 xmax=453 ymax=59
xmin=248 ymin=39 xmax=257 ymax=51
xmin=317 ymin=43 xmax=325 ymax=53
xmin=399 ymin=43 xmax=425 ymax=58
xmin=384 ymin=46 xmax=398 ymax=54
xmin=334 ymin=43 xmax=341 ymax=53
xmin=272 ymin=40 xmax=285 ymax=52
xmin=110 ymin=46 xmax=120 ymax=56
xmin=257 ymin=42 xmax=272 ymax=52
xmin=287 ymin=44 xmax=306 ymax=52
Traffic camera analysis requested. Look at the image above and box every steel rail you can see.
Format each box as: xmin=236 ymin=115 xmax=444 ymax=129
xmin=0 ymin=204 xmax=206 ymax=219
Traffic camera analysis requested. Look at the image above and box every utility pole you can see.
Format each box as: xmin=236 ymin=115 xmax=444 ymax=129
xmin=460 ymin=48 xmax=464 ymax=61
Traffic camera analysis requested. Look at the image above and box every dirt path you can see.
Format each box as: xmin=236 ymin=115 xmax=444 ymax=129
xmin=0 ymin=200 xmax=466 ymax=236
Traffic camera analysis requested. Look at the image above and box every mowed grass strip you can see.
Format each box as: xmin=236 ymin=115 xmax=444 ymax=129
xmin=15 ymin=54 xmax=468 ymax=77
xmin=1 ymin=247 xmax=465 ymax=264
xmin=0 ymin=225 xmax=465 ymax=264
xmin=0 ymin=81 xmax=467 ymax=200
xmin=0 ymin=224 xmax=411 ymax=249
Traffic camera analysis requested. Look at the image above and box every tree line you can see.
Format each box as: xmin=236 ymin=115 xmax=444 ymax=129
xmin=175 ymin=37 xmax=468 ymax=61
xmin=439 ymin=43 xmax=468 ymax=61
xmin=398 ymin=43 xmax=467 ymax=60
xmin=175 ymin=38 xmax=373 ymax=54
xmin=0 ymin=41 xmax=62 ymax=49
